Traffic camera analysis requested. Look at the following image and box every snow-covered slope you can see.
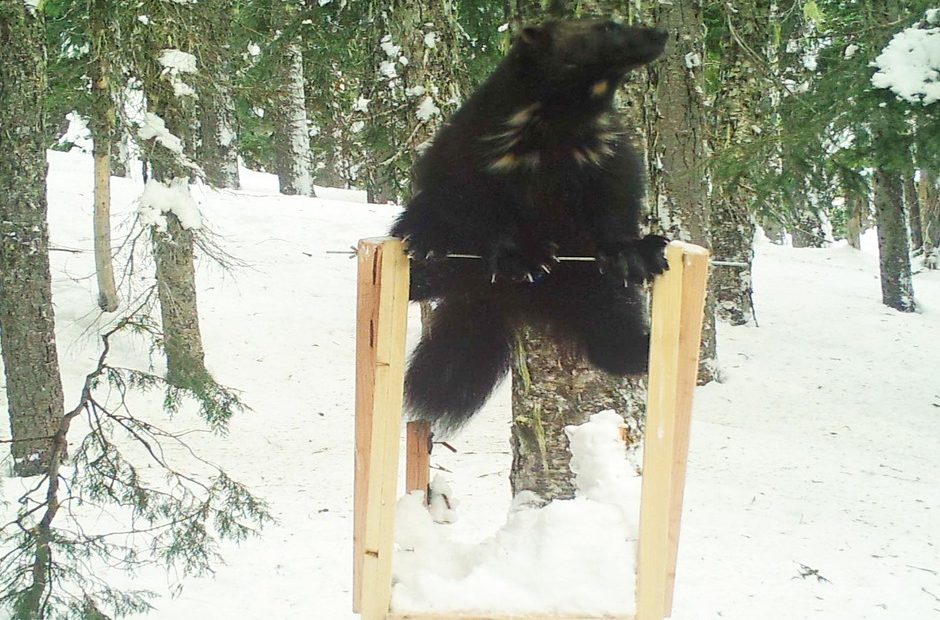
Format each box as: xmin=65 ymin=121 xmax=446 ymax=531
xmin=1 ymin=150 xmax=937 ymax=619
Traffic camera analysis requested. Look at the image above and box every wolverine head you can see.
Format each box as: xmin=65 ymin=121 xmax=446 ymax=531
xmin=512 ymin=19 xmax=668 ymax=97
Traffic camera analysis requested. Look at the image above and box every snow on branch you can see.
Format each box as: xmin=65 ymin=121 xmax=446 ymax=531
xmin=138 ymin=177 xmax=203 ymax=231
xmin=871 ymin=13 xmax=940 ymax=105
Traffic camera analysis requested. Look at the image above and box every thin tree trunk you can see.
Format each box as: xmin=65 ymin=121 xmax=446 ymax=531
xmin=90 ymin=0 xmax=119 ymax=312
xmin=272 ymin=38 xmax=314 ymax=196
xmin=710 ymin=4 xmax=763 ymax=326
xmin=904 ymin=172 xmax=923 ymax=251
xmin=846 ymin=193 xmax=863 ymax=249
xmin=152 ymin=214 xmax=207 ymax=385
xmin=790 ymin=208 xmax=827 ymax=248
xmin=137 ymin=1 xmax=208 ymax=385
xmin=646 ymin=0 xmax=716 ymax=382
xmin=919 ymin=169 xmax=939 ymax=268
xmin=199 ymin=72 xmax=240 ymax=189
xmin=873 ymin=169 xmax=915 ymax=312
xmin=920 ymin=169 xmax=939 ymax=246
xmin=0 ymin=2 xmax=66 ymax=477
xmin=197 ymin=0 xmax=240 ymax=189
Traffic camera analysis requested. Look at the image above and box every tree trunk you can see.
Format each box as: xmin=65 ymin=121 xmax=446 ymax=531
xmin=152 ymin=214 xmax=207 ymax=385
xmin=364 ymin=0 xmax=470 ymax=203
xmin=920 ymin=170 xmax=939 ymax=246
xmin=846 ymin=193 xmax=863 ymax=250
xmin=904 ymin=172 xmax=923 ymax=252
xmin=137 ymin=0 xmax=208 ymax=385
xmin=920 ymin=169 xmax=939 ymax=268
xmin=873 ymin=169 xmax=915 ymax=312
xmin=89 ymin=0 xmax=119 ymax=312
xmin=646 ymin=0 xmax=716 ymax=382
xmin=790 ymin=209 xmax=827 ymax=248
xmin=199 ymin=71 xmax=240 ymax=189
xmin=510 ymin=328 xmax=646 ymax=499
xmin=197 ymin=0 xmax=240 ymax=189
xmin=710 ymin=4 xmax=764 ymax=326
xmin=506 ymin=0 xmax=649 ymax=501
xmin=0 ymin=2 xmax=66 ymax=477
xmin=272 ymin=38 xmax=314 ymax=196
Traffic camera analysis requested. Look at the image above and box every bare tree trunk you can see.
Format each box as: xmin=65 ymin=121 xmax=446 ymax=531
xmin=920 ymin=169 xmax=939 ymax=268
xmin=152 ymin=214 xmax=207 ymax=385
xmin=364 ymin=0 xmax=470 ymax=202
xmin=272 ymin=38 xmax=314 ymax=196
xmin=89 ymin=0 xmax=119 ymax=312
xmin=904 ymin=172 xmax=923 ymax=251
xmin=846 ymin=193 xmax=864 ymax=249
xmin=199 ymin=72 xmax=240 ymax=189
xmin=920 ymin=169 xmax=939 ymax=246
xmin=137 ymin=0 xmax=208 ymax=385
xmin=873 ymin=169 xmax=915 ymax=312
xmin=197 ymin=0 xmax=240 ymax=189
xmin=646 ymin=0 xmax=716 ymax=382
xmin=710 ymin=3 xmax=764 ymax=326
xmin=510 ymin=328 xmax=646 ymax=499
xmin=0 ymin=2 xmax=66 ymax=477
xmin=790 ymin=209 xmax=827 ymax=248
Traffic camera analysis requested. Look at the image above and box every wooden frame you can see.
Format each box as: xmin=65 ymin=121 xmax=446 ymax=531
xmin=353 ymin=239 xmax=710 ymax=620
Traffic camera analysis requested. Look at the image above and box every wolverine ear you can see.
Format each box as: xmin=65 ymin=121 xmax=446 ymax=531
xmin=519 ymin=25 xmax=551 ymax=48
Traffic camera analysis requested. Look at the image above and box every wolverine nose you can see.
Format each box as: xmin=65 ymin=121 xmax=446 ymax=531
xmin=650 ymin=28 xmax=668 ymax=44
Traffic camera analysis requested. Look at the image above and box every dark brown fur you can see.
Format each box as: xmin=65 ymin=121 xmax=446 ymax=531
xmin=391 ymin=20 xmax=670 ymax=431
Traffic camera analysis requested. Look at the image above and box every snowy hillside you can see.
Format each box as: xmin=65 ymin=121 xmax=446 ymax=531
xmin=1 ymin=150 xmax=939 ymax=619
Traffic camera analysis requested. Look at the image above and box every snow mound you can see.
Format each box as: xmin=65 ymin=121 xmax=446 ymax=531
xmin=392 ymin=412 xmax=641 ymax=616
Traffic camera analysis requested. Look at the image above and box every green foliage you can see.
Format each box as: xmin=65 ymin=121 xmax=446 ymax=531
xmin=0 ymin=320 xmax=272 ymax=619
xmin=705 ymin=0 xmax=940 ymax=240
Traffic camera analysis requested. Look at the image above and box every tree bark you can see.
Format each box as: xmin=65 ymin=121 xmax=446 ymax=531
xmin=197 ymin=0 xmax=240 ymax=189
xmin=271 ymin=38 xmax=314 ymax=196
xmin=0 ymin=2 xmax=66 ymax=477
xmin=646 ymin=0 xmax=717 ymax=382
xmin=873 ymin=169 xmax=915 ymax=312
xmin=845 ymin=193 xmax=864 ymax=250
xmin=506 ymin=0 xmax=649 ymax=501
xmin=364 ymin=0 xmax=470 ymax=202
xmin=89 ymin=0 xmax=119 ymax=312
xmin=510 ymin=328 xmax=645 ymax=499
xmin=790 ymin=208 xmax=828 ymax=248
xmin=919 ymin=169 xmax=939 ymax=268
xmin=710 ymin=4 xmax=763 ymax=326
xmin=137 ymin=0 xmax=208 ymax=385
xmin=904 ymin=172 xmax=923 ymax=251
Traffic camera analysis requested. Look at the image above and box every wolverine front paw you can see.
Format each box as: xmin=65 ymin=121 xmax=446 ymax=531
xmin=400 ymin=233 xmax=450 ymax=261
xmin=485 ymin=237 xmax=558 ymax=283
xmin=596 ymin=234 xmax=669 ymax=283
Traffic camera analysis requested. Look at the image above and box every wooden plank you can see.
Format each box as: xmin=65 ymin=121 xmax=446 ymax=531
xmin=405 ymin=421 xmax=432 ymax=502
xmin=635 ymin=241 xmax=709 ymax=620
xmin=663 ymin=246 xmax=710 ymax=615
xmin=387 ymin=614 xmax=633 ymax=620
xmin=354 ymin=238 xmax=410 ymax=619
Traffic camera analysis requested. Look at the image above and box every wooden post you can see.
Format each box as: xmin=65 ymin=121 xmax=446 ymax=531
xmin=406 ymin=421 xmax=432 ymax=502
xmin=353 ymin=238 xmax=410 ymax=618
xmin=635 ymin=242 xmax=710 ymax=620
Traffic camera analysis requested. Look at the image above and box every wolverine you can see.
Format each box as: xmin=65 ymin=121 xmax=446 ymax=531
xmin=391 ymin=19 xmax=670 ymax=431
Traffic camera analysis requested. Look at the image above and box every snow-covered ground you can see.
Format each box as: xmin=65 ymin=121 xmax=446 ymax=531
xmin=1 ymin=150 xmax=939 ymax=619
